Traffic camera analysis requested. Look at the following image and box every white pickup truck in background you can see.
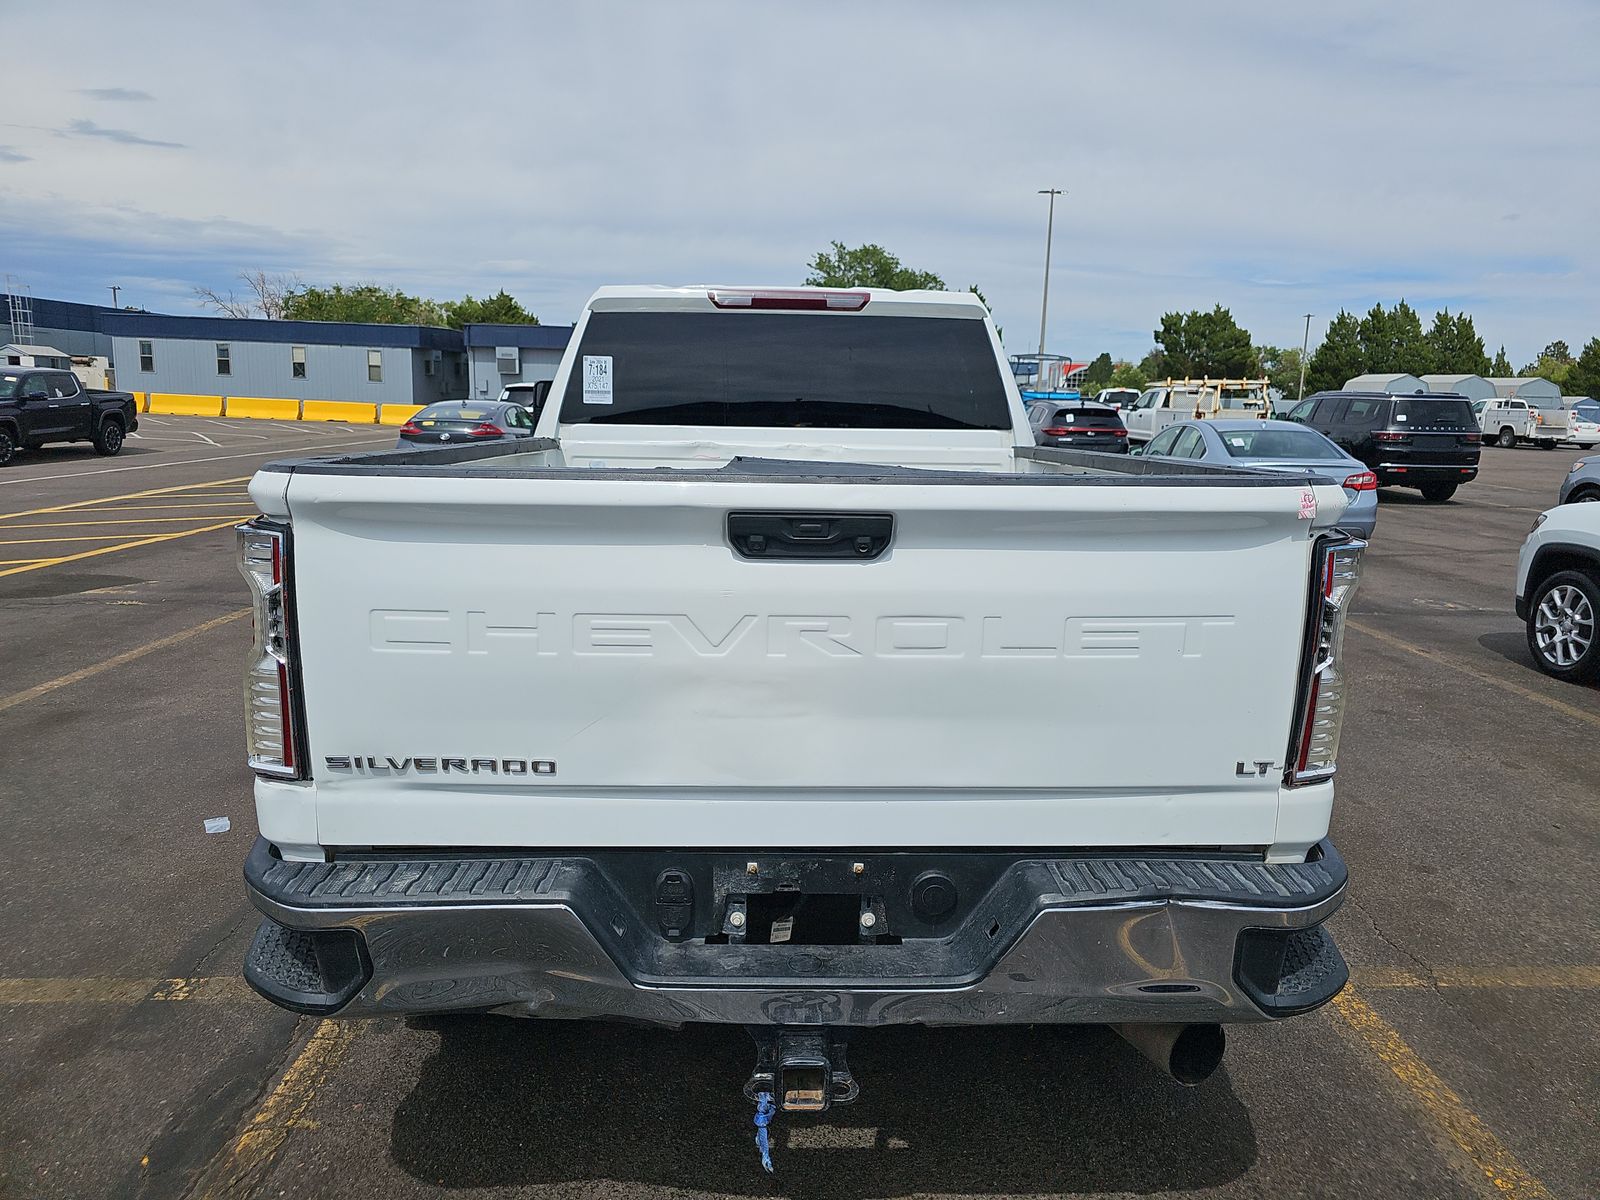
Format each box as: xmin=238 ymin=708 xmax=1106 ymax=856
xmin=1476 ymin=397 xmax=1570 ymax=449
xmin=1122 ymin=377 xmax=1273 ymax=443
xmin=237 ymin=286 xmax=1362 ymax=1127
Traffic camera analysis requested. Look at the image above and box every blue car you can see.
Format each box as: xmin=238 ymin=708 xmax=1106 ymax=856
xmin=1136 ymin=419 xmax=1378 ymax=537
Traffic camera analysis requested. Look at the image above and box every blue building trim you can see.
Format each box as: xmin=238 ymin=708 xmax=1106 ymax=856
xmin=462 ymin=323 xmax=574 ymax=350
xmin=102 ymin=311 xmax=464 ymax=350
xmin=2 ymin=294 xmax=118 ymax=334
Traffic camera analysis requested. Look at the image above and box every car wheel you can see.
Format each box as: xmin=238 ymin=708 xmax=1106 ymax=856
xmin=93 ymin=419 xmax=125 ymax=456
xmin=1526 ymin=569 xmax=1600 ymax=683
xmin=1418 ymin=482 xmax=1457 ymax=502
xmin=1568 ymin=487 xmax=1600 ymax=503
xmin=1497 ymin=427 xmax=1518 ymax=448
xmin=0 ymin=427 xmax=14 ymax=467
xmin=1539 ymin=439 xmax=1557 ymax=451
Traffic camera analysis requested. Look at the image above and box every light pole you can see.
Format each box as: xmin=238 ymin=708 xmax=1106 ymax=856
xmin=108 ymin=285 xmax=121 ymax=308
xmin=1297 ymin=313 xmax=1313 ymax=401
xmin=1037 ymin=189 xmax=1064 ymax=381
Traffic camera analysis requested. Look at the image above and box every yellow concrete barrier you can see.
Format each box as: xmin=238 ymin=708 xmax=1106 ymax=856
xmin=224 ymin=396 xmax=302 ymax=421
xmin=301 ymin=400 xmax=378 ymax=423
xmin=378 ymin=404 xmax=425 ymax=426
xmin=148 ymin=393 xmax=223 ymax=417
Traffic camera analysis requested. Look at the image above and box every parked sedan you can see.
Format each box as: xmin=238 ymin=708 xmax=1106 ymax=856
xmin=397 ymin=401 xmax=541 ymax=448
xmin=1558 ymin=455 xmax=1600 ymax=505
xmin=1027 ymin=401 xmax=1130 ymax=453
xmin=1137 ymin=419 xmax=1378 ymax=536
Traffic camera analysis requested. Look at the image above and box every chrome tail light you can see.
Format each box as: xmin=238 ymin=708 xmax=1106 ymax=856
xmin=237 ymin=518 xmax=305 ymax=779
xmin=1287 ymin=536 xmax=1366 ymax=785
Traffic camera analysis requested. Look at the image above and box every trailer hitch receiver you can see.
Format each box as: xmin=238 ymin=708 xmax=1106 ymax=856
xmin=744 ymin=1028 xmax=859 ymax=1113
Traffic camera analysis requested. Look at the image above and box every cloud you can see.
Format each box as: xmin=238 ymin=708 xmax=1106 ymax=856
xmin=77 ymin=87 xmax=154 ymax=102
xmin=0 ymin=146 xmax=30 ymax=163
xmin=60 ymin=118 xmax=182 ymax=149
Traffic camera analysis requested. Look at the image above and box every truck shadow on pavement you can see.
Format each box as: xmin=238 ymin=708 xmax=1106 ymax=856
xmin=390 ymin=1017 xmax=1255 ymax=1197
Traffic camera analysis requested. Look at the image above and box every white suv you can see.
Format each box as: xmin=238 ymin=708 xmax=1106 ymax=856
xmin=1517 ymin=502 xmax=1600 ymax=683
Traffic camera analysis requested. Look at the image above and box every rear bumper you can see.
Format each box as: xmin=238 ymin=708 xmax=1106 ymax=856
xmin=1374 ymin=460 xmax=1478 ymax=484
xmin=243 ymin=838 xmax=1349 ymax=1027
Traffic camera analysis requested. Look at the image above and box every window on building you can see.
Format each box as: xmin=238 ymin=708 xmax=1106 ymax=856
xmin=424 ymin=351 xmax=439 ymax=378
xmin=496 ymin=346 xmax=520 ymax=375
xmin=454 ymin=355 xmax=464 ymax=379
xmin=216 ymin=343 xmax=232 ymax=376
xmin=291 ymin=345 xmax=307 ymax=379
xmin=139 ymin=340 xmax=155 ymax=373
xmin=367 ymin=349 xmax=383 ymax=383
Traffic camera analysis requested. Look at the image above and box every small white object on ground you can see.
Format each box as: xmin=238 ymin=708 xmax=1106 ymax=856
xmin=203 ymin=817 xmax=231 ymax=834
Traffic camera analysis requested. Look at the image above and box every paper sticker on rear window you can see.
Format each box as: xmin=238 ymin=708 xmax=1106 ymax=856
xmin=582 ymin=355 xmax=614 ymax=405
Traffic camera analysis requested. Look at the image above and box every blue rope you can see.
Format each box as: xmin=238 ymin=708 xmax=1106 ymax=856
xmin=753 ymin=1091 xmax=775 ymax=1173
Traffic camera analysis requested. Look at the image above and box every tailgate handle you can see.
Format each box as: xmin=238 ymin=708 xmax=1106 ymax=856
xmin=727 ymin=512 xmax=894 ymax=561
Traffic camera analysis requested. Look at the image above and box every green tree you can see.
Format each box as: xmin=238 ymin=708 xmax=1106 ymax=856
xmin=1568 ymin=337 xmax=1600 ymax=397
xmin=1491 ymin=345 xmax=1514 ymax=376
xmin=1357 ymin=300 xmax=1429 ymax=374
xmin=1152 ymin=305 xmax=1255 ymax=377
xmin=1305 ymin=310 xmax=1365 ymax=393
xmin=1257 ymin=345 xmax=1306 ymax=401
xmin=804 ymin=242 xmax=946 ymax=290
xmin=1521 ymin=348 xmax=1574 ymax=391
xmin=442 ymin=290 xmax=539 ymax=329
xmin=1423 ymin=309 xmax=1490 ymax=376
xmin=1081 ymin=352 xmax=1114 ymax=393
xmin=1137 ymin=348 xmax=1165 ymax=379
xmin=283 ymin=284 xmax=449 ymax=326
xmin=1106 ymin=362 xmax=1148 ymax=390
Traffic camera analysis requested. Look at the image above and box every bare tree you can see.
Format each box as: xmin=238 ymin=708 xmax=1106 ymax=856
xmin=193 ymin=270 xmax=300 ymax=318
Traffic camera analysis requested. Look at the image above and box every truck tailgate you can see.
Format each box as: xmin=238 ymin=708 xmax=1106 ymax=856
xmin=272 ymin=471 xmax=1330 ymax=850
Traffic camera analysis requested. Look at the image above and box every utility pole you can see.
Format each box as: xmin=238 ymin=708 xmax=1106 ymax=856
xmin=1037 ymin=189 xmax=1064 ymax=383
xmin=108 ymin=285 xmax=121 ymax=308
xmin=1297 ymin=313 xmax=1313 ymax=401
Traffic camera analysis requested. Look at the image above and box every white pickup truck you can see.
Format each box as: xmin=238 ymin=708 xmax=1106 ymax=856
xmin=1476 ymin=397 xmax=1569 ymax=449
xmin=1122 ymin=378 xmax=1272 ymax=444
xmin=237 ymin=286 xmax=1361 ymax=1131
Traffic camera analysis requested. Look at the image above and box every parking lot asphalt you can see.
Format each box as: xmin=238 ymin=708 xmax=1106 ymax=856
xmin=0 ymin=421 xmax=1595 ymax=1200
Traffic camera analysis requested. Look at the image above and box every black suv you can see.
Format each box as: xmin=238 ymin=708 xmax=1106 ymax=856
xmin=1026 ymin=400 xmax=1130 ymax=453
xmin=1282 ymin=391 xmax=1480 ymax=502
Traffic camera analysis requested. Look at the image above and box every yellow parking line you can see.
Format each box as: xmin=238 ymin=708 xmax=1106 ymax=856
xmin=0 ymin=609 xmax=250 ymax=714
xmin=0 ymin=976 xmax=255 ymax=1003
xmin=0 ymin=475 xmax=253 ymax=522
xmin=0 ymin=518 xmax=245 ymax=578
xmin=1349 ymin=620 xmax=1600 ymax=732
xmin=1330 ymin=987 xmax=1552 ymax=1199
xmin=1 ymin=517 xmax=260 ymax=527
xmin=0 ymin=534 xmax=155 ymax=545
xmin=1355 ymin=965 xmax=1600 ymax=990
xmin=85 ymin=503 xmax=257 ymax=511
xmin=0 ymin=557 xmax=49 ymax=565
xmin=198 ymin=1021 xmax=358 ymax=1199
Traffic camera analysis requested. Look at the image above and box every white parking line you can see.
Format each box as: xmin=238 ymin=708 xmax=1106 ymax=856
xmin=0 ymin=435 xmax=394 ymax=487
xmin=189 ymin=431 xmax=220 ymax=446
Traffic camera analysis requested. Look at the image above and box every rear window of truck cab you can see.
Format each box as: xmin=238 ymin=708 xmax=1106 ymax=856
xmin=558 ymin=312 xmax=1012 ymax=430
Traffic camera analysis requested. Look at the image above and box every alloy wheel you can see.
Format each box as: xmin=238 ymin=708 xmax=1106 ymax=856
xmin=1534 ymin=584 xmax=1594 ymax=668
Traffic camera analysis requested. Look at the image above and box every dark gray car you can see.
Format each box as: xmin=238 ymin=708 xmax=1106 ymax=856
xmin=396 ymin=401 xmax=540 ymax=448
xmin=1558 ymin=454 xmax=1600 ymax=504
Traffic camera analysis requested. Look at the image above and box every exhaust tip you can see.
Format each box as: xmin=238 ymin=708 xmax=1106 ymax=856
xmin=1168 ymin=1023 xmax=1225 ymax=1086
xmin=1113 ymin=1022 xmax=1226 ymax=1086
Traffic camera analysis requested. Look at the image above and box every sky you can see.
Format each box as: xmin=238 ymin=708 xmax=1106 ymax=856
xmin=1 ymin=0 xmax=1596 ymax=366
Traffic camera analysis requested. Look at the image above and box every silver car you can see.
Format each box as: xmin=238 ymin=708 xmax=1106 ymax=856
xmin=1137 ymin=419 xmax=1379 ymax=537
xmin=1558 ymin=455 xmax=1600 ymax=504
